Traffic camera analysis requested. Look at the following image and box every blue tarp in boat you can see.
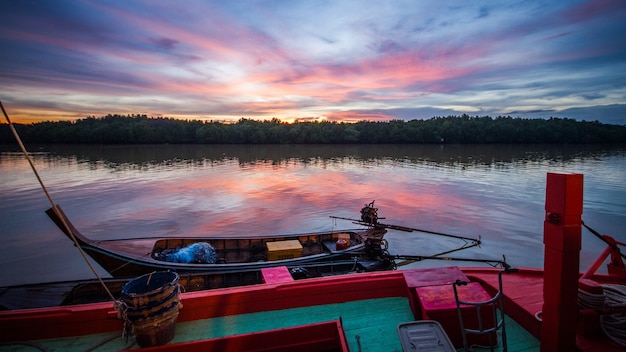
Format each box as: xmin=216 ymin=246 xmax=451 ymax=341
xmin=157 ymin=242 xmax=217 ymax=264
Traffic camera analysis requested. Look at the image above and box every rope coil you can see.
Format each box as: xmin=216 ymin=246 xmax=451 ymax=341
xmin=579 ymin=283 xmax=626 ymax=347
xmin=601 ymin=284 xmax=626 ymax=347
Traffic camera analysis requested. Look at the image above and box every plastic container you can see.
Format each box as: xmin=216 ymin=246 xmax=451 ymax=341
xmin=336 ymin=233 xmax=351 ymax=250
xmin=266 ymin=240 xmax=303 ymax=260
xmin=397 ymin=320 xmax=455 ymax=351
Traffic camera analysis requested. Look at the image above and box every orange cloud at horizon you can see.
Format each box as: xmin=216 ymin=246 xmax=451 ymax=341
xmin=1 ymin=105 xmax=86 ymax=124
xmin=324 ymin=111 xmax=395 ymax=122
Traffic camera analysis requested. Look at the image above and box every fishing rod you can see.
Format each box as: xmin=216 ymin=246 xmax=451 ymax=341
xmin=340 ymin=226 xmax=483 ymax=267
xmin=427 ymin=238 xmax=482 ymax=257
xmin=389 ymin=253 xmax=514 ymax=270
xmin=0 ymin=102 xmax=56 ymax=207
xmin=1 ymin=101 xmax=118 ymax=303
xmin=390 ymin=240 xmax=483 ymax=267
xmin=338 ymin=237 xmax=480 ymax=260
xmin=385 ymin=235 xmax=482 ymax=267
xmin=329 ymin=215 xmax=482 ymax=245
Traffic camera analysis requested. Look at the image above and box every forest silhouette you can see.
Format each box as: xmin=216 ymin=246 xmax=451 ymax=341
xmin=2 ymin=114 xmax=625 ymax=144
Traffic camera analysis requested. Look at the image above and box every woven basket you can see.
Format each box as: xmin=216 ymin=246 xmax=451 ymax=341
xmin=121 ymin=271 xmax=181 ymax=347
xmin=131 ymin=309 xmax=180 ymax=347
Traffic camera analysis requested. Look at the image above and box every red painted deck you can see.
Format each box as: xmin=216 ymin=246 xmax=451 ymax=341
xmin=138 ymin=320 xmax=350 ymax=352
xmin=0 ymin=267 xmax=623 ymax=351
xmin=466 ymin=267 xmax=626 ymax=352
xmin=465 ymin=268 xmax=544 ymax=339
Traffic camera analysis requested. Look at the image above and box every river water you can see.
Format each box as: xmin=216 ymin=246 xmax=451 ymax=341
xmin=0 ymin=143 xmax=625 ymax=286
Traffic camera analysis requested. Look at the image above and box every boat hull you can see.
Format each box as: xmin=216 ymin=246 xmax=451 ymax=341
xmin=0 ymin=258 xmax=394 ymax=309
xmin=46 ymin=206 xmax=388 ymax=277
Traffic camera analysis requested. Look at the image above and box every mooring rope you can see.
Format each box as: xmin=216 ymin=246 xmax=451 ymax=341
xmin=601 ymin=284 xmax=626 ymax=347
xmin=578 ymin=282 xmax=626 ymax=347
xmin=1 ymin=101 xmax=118 ymax=306
xmin=582 ymin=221 xmax=626 ymax=260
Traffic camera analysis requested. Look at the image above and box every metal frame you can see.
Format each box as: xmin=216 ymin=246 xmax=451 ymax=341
xmin=453 ymin=268 xmax=516 ymax=352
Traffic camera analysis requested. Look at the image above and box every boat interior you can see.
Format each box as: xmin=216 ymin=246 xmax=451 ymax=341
xmin=149 ymin=232 xmax=359 ymax=264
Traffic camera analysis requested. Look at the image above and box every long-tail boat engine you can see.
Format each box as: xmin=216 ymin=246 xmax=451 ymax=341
xmin=364 ymin=237 xmax=388 ymax=259
xmin=360 ymin=201 xmax=379 ymax=225
xmin=362 ymin=237 xmax=396 ymax=271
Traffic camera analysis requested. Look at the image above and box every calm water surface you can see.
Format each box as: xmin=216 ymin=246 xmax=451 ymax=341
xmin=1 ymin=144 xmax=625 ymax=286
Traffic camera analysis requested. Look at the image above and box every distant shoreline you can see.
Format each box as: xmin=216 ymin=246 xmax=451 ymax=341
xmin=2 ymin=114 xmax=625 ymax=144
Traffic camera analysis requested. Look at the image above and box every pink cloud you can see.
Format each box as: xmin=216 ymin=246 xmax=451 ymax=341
xmin=218 ymin=47 xmax=479 ymax=114
xmin=4 ymin=2 xmax=489 ymax=123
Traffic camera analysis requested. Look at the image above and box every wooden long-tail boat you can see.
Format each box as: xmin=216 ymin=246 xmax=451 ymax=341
xmin=1 ymin=203 xmax=481 ymax=310
xmin=45 ymin=205 xmax=393 ymax=278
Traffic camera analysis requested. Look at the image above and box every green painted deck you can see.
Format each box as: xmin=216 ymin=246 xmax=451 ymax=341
xmin=5 ymin=297 xmax=540 ymax=351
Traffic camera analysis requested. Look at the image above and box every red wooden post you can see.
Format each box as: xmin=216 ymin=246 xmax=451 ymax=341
xmin=541 ymin=173 xmax=583 ymax=352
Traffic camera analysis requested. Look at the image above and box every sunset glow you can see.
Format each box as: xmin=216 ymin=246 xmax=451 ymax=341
xmin=1 ymin=1 xmax=625 ymax=125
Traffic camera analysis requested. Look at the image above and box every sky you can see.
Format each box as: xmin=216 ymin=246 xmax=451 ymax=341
xmin=1 ymin=0 xmax=625 ymax=125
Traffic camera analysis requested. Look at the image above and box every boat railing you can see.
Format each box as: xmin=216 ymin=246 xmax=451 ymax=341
xmin=580 ymin=233 xmax=626 ymax=281
xmin=453 ymin=267 xmax=518 ymax=352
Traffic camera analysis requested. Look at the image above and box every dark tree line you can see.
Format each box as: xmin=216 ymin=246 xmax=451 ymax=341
xmin=1 ymin=114 xmax=625 ymax=144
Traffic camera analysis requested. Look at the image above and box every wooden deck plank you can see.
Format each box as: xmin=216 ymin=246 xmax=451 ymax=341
xmin=179 ymin=297 xmax=413 ymax=352
xmin=8 ymin=297 xmax=413 ymax=352
xmin=465 ymin=268 xmax=544 ymax=339
xmin=32 ymin=299 xmax=537 ymax=352
xmin=506 ymin=316 xmax=541 ymax=352
xmin=2 ymin=269 xmax=546 ymax=352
